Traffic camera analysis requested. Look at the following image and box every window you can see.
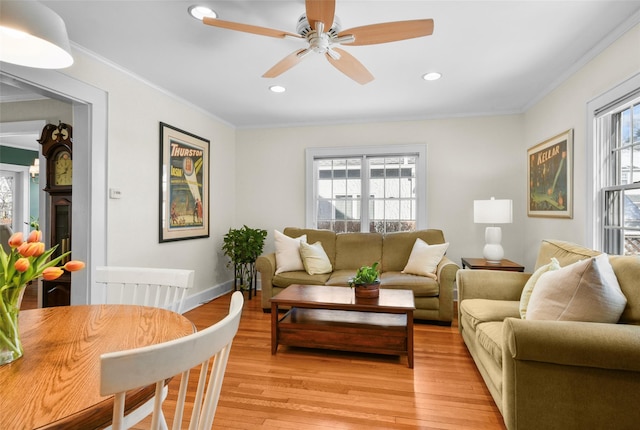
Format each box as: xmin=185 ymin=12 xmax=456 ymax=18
xmin=306 ymin=145 xmax=426 ymax=233
xmin=591 ymin=78 xmax=640 ymax=255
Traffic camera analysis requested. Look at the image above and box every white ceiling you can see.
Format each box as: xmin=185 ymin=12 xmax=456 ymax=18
xmin=7 ymin=1 xmax=640 ymax=129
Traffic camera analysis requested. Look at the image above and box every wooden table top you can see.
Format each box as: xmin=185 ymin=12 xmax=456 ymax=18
xmin=0 ymin=305 xmax=194 ymax=429
xmin=271 ymin=284 xmax=415 ymax=312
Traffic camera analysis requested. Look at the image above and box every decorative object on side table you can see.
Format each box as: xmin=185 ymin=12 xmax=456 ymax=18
xmin=0 ymin=230 xmax=85 ymax=365
xmin=222 ymin=225 xmax=267 ymax=299
xmin=474 ymin=197 xmax=513 ymax=263
xmin=349 ymin=262 xmax=381 ymax=298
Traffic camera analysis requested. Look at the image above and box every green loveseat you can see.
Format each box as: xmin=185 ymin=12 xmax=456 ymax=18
xmin=457 ymin=239 xmax=640 ymax=430
xmin=256 ymin=227 xmax=459 ymax=322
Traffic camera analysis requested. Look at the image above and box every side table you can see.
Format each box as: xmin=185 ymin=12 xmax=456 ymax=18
xmin=461 ymin=257 xmax=525 ymax=272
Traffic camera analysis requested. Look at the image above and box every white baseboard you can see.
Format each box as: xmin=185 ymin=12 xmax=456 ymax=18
xmin=181 ymin=280 xmax=234 ymax=313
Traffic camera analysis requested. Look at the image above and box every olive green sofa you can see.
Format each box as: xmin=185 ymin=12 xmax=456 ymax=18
xmin=457 ymin=239 xmax=640 ymax=430
xmin=255 ymin=227 xmax=459 ymax=322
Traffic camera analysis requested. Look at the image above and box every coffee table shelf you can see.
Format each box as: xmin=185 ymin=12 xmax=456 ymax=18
xmin=271 ymin=285 xmax=415 ymax=368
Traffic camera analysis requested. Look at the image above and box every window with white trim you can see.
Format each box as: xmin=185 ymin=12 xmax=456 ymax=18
xmin=306 ymin=145 xmax=427 ymax=233
xmin=593 ymin=87 xmax=640 ymax=255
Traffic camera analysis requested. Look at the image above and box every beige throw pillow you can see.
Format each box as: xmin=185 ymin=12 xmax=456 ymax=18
xmin=274 ymin=230 xmax=307 ymax=274
xmin=519 ymin=257 xmax=561 ymax=319
xmin=401 ymin=238 xmax=449 ymax=279
xmin=299 ymin=241 xmax=332 ymax=275
xmin=526 ymin=254 xmax=627 ymax=323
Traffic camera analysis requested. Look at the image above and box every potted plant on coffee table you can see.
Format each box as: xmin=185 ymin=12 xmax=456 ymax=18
xmin=222 ymin=225 xmax=267 ymax=299
xmin=349 ymin=262 xmax=381 ymax=298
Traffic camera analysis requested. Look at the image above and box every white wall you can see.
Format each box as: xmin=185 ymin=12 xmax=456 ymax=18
xmin=522 ymin=22 xmax=640 ymax=267
xmin=59 ymin=50 xmax=237 ymax=298
xmin=236 ymin=115 xmax=524 ymax=270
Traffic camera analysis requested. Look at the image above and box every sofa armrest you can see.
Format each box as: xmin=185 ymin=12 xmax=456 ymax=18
xmin=503 ymin=318 xmax=640 ymax=371
xmin=456 ymin=269 xmax=531 ymax=302
xmin=502 ymin=317 xmax=640 ymax=430
xmin=256 ymin=253 xmax=276 ymax=309
xmin=436 ymin=257 xmax=459 ymax=322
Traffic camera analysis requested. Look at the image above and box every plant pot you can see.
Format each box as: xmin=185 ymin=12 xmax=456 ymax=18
xmin=354 ymin=281 xmax=380 ymax=298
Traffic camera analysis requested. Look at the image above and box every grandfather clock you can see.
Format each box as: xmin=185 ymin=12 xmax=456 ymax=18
xmin=38 ymin=122 xmax=73 ymax=307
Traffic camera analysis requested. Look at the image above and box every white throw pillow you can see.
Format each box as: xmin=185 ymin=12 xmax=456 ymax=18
xmin=299 ymin=241 xmax=332 ymax=275
xmin=526 ymin=254 xmax=627 ymax=323
xmin=401 ymin=238 xmax=449 ymax=279
xmin=519 ymin=257 xmax=561 ymax=319
xmin=274 ymin=230 xmax=307 ymax=274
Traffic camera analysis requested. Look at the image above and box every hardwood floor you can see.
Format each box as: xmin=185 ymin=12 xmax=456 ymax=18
xmin=20 ymin=287 xmax=504 ymax=429
xmin=137 ymin=292 xmax=506 ymax=430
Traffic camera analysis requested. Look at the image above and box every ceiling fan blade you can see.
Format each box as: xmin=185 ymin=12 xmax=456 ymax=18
xmin=339 ymin=19 xmax=434 ymax=46
xmin=202 ymin=17 xmax=302 ymax=39
xmin=305 ymin=0 xmax=336 ymax=32
xmin=263 ymin=49 xmax=309 ymax=78
xmin=325 ymin=48 xmax=374 ymax=85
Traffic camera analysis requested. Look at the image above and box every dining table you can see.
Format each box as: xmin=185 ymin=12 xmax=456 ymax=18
xmin=0 ymin=304 xmax=195 ymax=429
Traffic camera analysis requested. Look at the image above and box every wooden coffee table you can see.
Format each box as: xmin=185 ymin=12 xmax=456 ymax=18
xmin=270 ymin=284 xmax=415 ymax=368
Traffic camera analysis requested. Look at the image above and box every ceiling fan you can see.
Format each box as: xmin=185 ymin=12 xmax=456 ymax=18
xmin=201 ymin=0 xmax=434 ymax=85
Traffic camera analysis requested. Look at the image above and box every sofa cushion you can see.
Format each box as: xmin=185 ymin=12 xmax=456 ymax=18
xmin=527 ymin=254 xmax=627 ymax=323
xmin=610 ymin=255 xmax=640 ymax=324
xmin=325 ymin=269 xmax=357 ymax=287
xmin=535 ymin=239 xmax=601 ymax=270
xmin=273 ymin=270 xmax=330 ymax=288
xmin=300 ymin=241 xmax=332 ymax=275
xmin=520 ymin=257 xmax=561 ymax=319
xmin=380 ymin=272 xmax=439 ymax=297
xmin=401 ymin=238 xmax=448 ymax=279
xmin=382 ymin=230 xmax=446 ymax=272
xmin=284 ymin=228 xmax=337 ymax=266
xmin=334 ymin=233 xmax=382 ymax=270
xmin=460 ymin=299 xmax=521 ymax=330
xmin=274 ymin=230 xmax=307 ymax=274
xmin=476 ymin=322 xmax=504 ymax=367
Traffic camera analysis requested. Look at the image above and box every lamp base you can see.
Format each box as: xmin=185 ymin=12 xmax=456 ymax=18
xmin=483 ymin=226 xmax=504 ymax=263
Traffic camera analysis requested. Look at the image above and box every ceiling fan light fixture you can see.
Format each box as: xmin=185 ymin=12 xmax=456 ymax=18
xmin=422 ymin=72 xmax=442 ymax=81
xmin=188 ymin=5 xmax=217 ymax=21
xmin=269 ymin=85 xmax=286 ymax=93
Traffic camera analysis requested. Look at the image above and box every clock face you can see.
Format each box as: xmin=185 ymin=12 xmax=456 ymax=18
xmin=54 ymin=150 xmax=72 ymax=186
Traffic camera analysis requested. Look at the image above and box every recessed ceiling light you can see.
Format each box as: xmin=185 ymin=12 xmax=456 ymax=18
xmin=188 ymin=5 xmax=217 ymax=20
xmin=269 ymin=85 xmax=286 ymax=93
xmin=422 ymin=72 xmax=442 ymax=81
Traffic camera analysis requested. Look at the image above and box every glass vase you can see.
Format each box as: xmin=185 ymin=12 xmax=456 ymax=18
xmin=0 ymin=284 xmax=26 ymax=365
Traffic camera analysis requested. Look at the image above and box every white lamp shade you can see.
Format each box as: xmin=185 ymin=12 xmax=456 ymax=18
xmin=0 ymin=0 xmax=73 ymax=69
xmin=474 ymin=197 xmax=513 ymax=224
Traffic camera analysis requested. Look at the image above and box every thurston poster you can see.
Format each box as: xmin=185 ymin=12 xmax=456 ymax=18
xmin=159 ymin=122 xmax=210 ymax=241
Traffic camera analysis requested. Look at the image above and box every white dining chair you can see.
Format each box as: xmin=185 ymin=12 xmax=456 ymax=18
xmin=94 ymin=266 xmax=194 ymax=314
xmin=95 ymin=266 xmax=195 ymax=429
xmin=101 ymin=291 xmax=244 ymax=430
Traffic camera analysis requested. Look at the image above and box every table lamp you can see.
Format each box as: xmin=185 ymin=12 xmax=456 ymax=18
xmin=474 ymin=197 xmax=513 ymax=263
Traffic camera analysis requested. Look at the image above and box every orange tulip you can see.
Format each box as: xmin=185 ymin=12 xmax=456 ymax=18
xmin=8 ymin=232 xmax=23 ymax=248
xmin=42 ymin=267 xmax=64 ymax=281
xmin=64 ymin=260 xmax=86 ymax=272
xmin=15 ymin=257 xmax=30 ymax=272
xmin=18 ymin=242 xmax=44 ymax=258
xmin=27 ymin=230 xmax=42 ymax=243
xmin=30 ymin=242 xmax=45 ymax=257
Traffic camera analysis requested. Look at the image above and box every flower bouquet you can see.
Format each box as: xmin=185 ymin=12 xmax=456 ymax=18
xmin=0 ymin=230 xmax=85 ymax=365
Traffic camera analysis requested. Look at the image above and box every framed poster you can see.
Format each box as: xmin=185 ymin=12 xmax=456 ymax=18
xmin=527 ymin=129 xmax=573 ymax=218
xmin=159 ymin=122 xmax=210 ymax=242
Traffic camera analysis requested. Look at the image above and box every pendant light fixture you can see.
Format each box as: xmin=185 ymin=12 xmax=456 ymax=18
xmin=0 ymin=0 xmax=73 ymax=69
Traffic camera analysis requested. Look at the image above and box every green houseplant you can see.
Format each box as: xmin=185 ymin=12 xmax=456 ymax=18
xmin=349 ymin=262 xmax=381 ymax=298
xmin=222 ymin=225 xmax=267 ymax=298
